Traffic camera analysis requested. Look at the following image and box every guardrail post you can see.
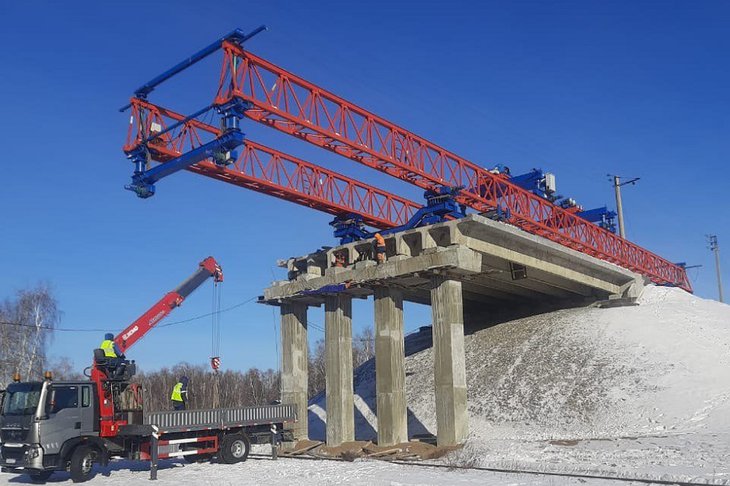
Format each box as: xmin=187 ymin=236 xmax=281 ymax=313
xmin=270 ymin=424 xmax=278 ymax=460
xmin=150 ymin=427 xmax=159 ymax=480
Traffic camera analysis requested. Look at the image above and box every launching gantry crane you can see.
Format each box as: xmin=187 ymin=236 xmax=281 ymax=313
xmin=120 ymin=26 xmax=691 ymax=292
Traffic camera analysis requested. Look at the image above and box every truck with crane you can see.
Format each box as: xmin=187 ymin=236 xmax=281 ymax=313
xmin=0 ymin=257 xmax=296 ymax=483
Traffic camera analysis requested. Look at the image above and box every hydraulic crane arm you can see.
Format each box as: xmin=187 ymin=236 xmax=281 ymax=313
xmin=114 ymin=257 xmax=223 ymax=354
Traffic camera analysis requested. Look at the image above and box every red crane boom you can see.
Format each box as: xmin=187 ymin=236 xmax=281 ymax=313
xmin=212 ymin=43 xmax=690 ymax=292
xmin=92 ymin=256 xmax=223 ymax=437
xmin=113 ymin=256 xmax=224 ymax=354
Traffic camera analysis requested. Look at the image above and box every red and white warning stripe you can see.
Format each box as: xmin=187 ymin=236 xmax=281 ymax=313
xmin=157 ymin=435 xmax=218 ymax=459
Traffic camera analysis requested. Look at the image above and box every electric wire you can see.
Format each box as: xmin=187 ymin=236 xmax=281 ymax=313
xmin=0 ymin=296 xmax=257 ymax=333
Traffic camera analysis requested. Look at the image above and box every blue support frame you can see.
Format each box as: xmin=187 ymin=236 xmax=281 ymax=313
xmin=577 ymin=206 xmax=617 ymax=233
xmin=125 ymin=130 xmax=245 ymax=198
xmin=509 ymin=168 xmax=556 ymax=200
xmin=330 ymin=186 xmax=468 ymax=244
xmin=125 ymin=98 xmax=250 ymax=198
xmin=119 ymin=25 xmax=267 ymax=111
xmin=121 ymin=26 xmax=266 ymax=197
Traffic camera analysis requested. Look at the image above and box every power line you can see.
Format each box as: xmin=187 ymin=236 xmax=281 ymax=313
xmin=0 ymin=296 xmax=258 ymax=333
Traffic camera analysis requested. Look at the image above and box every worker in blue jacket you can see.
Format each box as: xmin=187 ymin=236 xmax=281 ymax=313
xmin=171 ymin=376 xmax=189 ymax=410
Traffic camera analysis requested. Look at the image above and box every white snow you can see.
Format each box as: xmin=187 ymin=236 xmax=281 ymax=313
xmin=3 ymin=286 xmax=729 ymax=485
xmin=0 ymin=456 xmax=639 ymax=485
xmin=310 ymin=285 xmax=730 ymax=484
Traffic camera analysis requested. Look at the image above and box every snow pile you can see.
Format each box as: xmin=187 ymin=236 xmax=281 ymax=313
xmin=457 ymin=285 xmax=730 ymax=441
xmin=309 ymin=285 xmax=730 ymax=478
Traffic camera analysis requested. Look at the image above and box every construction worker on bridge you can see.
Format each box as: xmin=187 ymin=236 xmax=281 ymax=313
xmin=374 ymin=233 xmax=386 ymax=264
xmin=171 ymin=376 xmax=189 ymax=411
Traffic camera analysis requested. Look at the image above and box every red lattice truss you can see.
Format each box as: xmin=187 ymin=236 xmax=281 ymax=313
xmin=204 ymin=42 xmax=690 ymax=291
xmin=125 ymin=98 xmax=420 ymax=229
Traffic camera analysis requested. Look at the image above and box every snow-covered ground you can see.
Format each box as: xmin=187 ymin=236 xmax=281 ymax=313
xmin=0 ymin=456 xmax=653 ymax=485
xmin=310 ymin=285 xmax=730 ymax=484
xmin=3 ymin=286 xmax=728 ymax=485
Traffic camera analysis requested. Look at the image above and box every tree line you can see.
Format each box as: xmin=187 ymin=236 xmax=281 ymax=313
xmin=136 ymin=327 xmax=374 ymax=411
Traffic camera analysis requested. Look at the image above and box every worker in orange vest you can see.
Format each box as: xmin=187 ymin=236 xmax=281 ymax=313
xmin=374 ymin=233 xmax=386 ymax=264
xmin=333 ymin=251 xmax=346 ymax=268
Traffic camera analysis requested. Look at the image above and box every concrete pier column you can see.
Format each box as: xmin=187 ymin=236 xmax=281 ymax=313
xmin=325 ymin=294 xmax=354 ymax=445
xmin=430 ymin=276 xmax=468 ymax=446
xmin=374 ymin=287 xmax=408 ymax=446
xmin=280 ymin=303 xmax=309 ymax=440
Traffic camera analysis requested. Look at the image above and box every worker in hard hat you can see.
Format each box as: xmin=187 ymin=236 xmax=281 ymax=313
xmin=374 ymin=233 xmax=386 ymax=264
xmin=333 ymin=251 xmax=346 ymax=268
xmin=171 ymin=376 xmax=189 ymax=410
xmin=100 ymin=333 xmax=123 ymax=359
xmin=99 ymin=333 xmax=125 ymax=379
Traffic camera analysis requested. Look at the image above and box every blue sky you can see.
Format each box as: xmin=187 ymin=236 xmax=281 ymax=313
xmin=1 ymin=1 xmax=727 ymax=375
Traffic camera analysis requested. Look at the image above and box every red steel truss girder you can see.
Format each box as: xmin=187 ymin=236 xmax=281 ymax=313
xmin=125 ymin=99 xmax=420 ymax=229
xmin=213 ymin=43 xmax=691 ymax=292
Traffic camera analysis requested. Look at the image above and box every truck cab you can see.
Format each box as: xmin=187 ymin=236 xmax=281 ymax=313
xmin=1 ymin=379 xmax=100 ymax=481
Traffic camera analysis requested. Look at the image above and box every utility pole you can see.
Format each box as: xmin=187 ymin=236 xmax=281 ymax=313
xmin=708 ymin=235 xmax=724 ymax=303
xmin=609 ymin=175 xmax=640 ymax=239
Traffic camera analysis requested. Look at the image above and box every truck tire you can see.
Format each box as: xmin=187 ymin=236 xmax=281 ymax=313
xmin=69 ymin=444 xmax=97 ymax=483
xmin=219 ymin=433 xmax=250 ymax=464
xmin=28 ymin=470 xmax=53 ymax=483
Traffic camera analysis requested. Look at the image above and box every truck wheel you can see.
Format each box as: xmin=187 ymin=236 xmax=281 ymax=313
xmin=69 ymin=445 xmax=97 ymax=483
xmin=219 ymin=433 xmax=250 ymax=464
xmin=28 ymin=470 xmax=53 ymax=483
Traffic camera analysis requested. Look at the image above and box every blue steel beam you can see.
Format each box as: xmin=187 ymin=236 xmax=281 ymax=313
xmin=119 ymin=25 xmax=267 ymax=111
xmin=125 ymin=130 xmax=245 ymax=198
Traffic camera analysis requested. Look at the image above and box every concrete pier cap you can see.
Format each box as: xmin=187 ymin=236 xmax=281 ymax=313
xmin=262 ymin=214 xmax=645 ymax=447
xmin=263 ymin=214 xmax=643 ymax=307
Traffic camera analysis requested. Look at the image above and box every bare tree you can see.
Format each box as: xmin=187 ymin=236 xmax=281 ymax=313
xmin=48 ymin=357 xmax=84 ymax=381
xmin=0 ymin=284 xmax=60 ymax=387
xmin=136 ymin=364 xmax=280 ymax=412
xmin=307 ymin=326 xmax=375 ymax=399
xmin=353 ymin=326 xmax=375 ymax=368
xmin=308 ymin=339 xmax=326 ymax=398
